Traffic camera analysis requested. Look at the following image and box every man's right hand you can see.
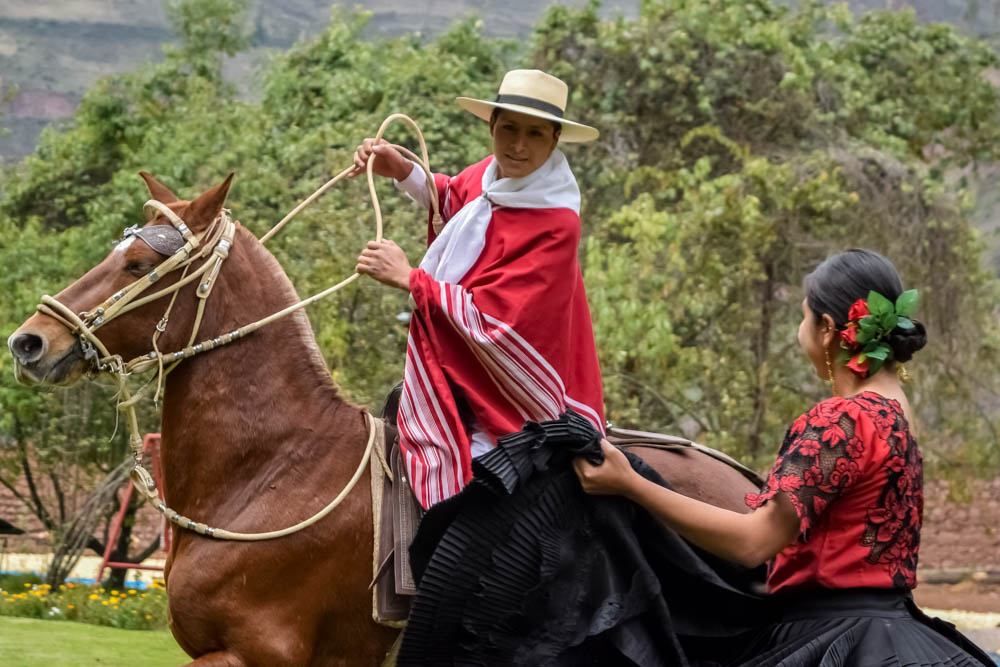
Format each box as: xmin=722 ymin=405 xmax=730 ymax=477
xmin=349 ymin=138 xmax=412 ymax=180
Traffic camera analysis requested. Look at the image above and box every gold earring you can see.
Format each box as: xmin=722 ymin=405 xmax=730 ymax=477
xmin=825 ymin=348 xmax=838 ymax=396
xmin=897 ymin=364 xmax=910 ymax=383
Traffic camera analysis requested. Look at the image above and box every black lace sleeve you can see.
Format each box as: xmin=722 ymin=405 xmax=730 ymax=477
xmin=746 ymin=399 xmax=867 ymax=541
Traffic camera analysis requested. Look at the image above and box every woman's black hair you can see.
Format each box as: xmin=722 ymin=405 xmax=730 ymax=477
xmin=804 ymin=249 xmax=927 ymax=364
xmin=490 ymin=107 xmax=562 ymax=136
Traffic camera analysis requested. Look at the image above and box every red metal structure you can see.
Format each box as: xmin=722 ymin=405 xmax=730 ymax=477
xmin=95 ymin=433 xmax=170 ymax=584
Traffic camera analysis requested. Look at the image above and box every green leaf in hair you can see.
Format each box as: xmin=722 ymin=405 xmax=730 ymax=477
xmin=867 ymin=290 xmax=893 ymax=316
xmin=895 ymin=289 xmax=919 ymax=317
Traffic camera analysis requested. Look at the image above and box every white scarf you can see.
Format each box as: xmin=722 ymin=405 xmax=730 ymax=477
xmin=418 ymin=150 xmax=580 ymax=284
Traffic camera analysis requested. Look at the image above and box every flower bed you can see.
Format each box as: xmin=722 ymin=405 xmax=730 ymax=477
xmin=0 ymin=577 xmax=168 ymax=630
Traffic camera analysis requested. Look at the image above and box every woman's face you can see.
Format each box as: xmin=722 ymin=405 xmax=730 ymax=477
xmin=489 ymin=109 xmax=560 ymax=179
xmin=798 ymin=298 xmax=829 ymax=379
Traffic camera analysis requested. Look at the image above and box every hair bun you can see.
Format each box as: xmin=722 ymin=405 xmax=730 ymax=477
xmin=889 ymin=319 xmax=927 ymax=363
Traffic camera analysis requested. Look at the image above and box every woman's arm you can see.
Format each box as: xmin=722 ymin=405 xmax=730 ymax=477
xmin=574 ymin=440 xmax=799 ymax=568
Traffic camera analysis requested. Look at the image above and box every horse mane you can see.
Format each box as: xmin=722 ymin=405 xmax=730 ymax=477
xmin=230 ymin=221 xmax=352 ymax=403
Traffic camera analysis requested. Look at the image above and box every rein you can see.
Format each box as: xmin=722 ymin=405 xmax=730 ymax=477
xmin=35 ymin=114 xmax=439 ymax=541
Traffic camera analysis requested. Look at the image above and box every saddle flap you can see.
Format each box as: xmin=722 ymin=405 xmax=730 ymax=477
xmin=391 ymin=441 xmax=421 ymax=595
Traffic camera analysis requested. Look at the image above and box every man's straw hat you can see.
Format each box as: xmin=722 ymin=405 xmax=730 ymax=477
xmin=456 ymin=69 xmax=599 ymax=143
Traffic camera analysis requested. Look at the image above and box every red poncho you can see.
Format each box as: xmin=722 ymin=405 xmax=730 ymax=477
xmin=398 ymin=152 xmax=605 ymax=508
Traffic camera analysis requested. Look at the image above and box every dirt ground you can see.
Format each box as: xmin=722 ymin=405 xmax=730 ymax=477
xmin=914 ymin=477 xmax=1000 ymax=614
xmin=911 ymin=476 xmax=1000 ymax=657
xmin=914 ymin=581 xmax=1000 ymax=614
xmin=919 ymin=477 xmax=1000 ymax=573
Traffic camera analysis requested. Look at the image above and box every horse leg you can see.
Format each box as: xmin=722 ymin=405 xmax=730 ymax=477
xmin=184 ymin=652 xmax=246 ymax=667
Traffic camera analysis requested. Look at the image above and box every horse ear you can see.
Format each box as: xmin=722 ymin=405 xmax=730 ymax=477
xmin=138 ymin=171 xmax=179 ymax=203
xmin=186 ymin=173 xmax=234 ymax=231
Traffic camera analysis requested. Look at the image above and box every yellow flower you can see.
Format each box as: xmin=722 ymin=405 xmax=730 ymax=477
xmin=102 ymin=600 xmax=109 ymax=606
xmin=110 ymin=590 xmax=119 ymax=596
xmin=128 ymin=590 xmax=137 ymax=595
xmin=145 ymin=615 xmax=152 ymax=620
xmin=112 ymin=605 xmax=118 ymax=610
xmin=1 ymin=591 xmax=7 ymax=595
xmin=89 ymin=594 xmax=100 ymax=600
xmin=23 ymin=583 xmax=31 ymax=588
xmin=99 ymin=588 xmax=106 ymax=593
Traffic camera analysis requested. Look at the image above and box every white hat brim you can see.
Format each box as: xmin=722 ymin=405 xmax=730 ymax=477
xmin=456 ymin=97 xmax=599 ymax=143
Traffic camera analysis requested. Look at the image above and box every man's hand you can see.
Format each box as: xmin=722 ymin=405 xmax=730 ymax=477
xmin=349 ymin=138 xmax=412 ymax=180
xmin=356 ymin=239 xmax=412 ymax=292
xmin=573 ymin=440 xmax=640 ymax=497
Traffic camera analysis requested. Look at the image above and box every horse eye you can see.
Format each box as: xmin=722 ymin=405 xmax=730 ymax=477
xmin=125 ymin=261 xmax=150 ymax=277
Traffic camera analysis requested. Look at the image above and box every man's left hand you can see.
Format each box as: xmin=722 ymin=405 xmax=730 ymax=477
xmin=356 ymin=239 xmax=412 ymax=292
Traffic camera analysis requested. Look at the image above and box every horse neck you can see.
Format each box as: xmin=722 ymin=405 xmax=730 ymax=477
xmin=159 ymin=225 xmax=366 ymax=506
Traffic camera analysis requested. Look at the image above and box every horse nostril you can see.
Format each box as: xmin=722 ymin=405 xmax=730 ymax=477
xmin=9 ymin=333 xmax=46 ymax=365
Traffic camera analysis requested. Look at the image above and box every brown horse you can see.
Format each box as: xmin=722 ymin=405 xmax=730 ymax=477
xmin=8 ymin=174 xmax=759 ymax=666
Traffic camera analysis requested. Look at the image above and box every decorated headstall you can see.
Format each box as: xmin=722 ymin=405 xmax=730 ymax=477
xmin=36 ymin=198 xmax=236 ymax=375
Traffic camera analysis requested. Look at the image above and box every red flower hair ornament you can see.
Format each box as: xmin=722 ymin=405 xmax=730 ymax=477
xmin=837 ymin=289 xmax=919 ymax=378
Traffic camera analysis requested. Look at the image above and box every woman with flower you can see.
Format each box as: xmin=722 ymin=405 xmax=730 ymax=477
xmin=574 ymin=249 xmax=993 ymax=665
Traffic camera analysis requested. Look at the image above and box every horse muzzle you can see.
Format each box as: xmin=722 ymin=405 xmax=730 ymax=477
xmin=8 ymin=320 xmax=89 ymax=387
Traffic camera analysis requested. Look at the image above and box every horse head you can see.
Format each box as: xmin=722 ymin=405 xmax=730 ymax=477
xmin=8 ymin=172 xmax=233 ymax=387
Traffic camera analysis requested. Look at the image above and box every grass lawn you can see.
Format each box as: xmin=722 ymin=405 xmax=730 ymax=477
xmin=0 ymin=616 xmax=189 ymax=666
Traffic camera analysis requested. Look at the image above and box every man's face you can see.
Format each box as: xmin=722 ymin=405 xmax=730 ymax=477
xmin=489 ymin=109 xmax=560 ymax=179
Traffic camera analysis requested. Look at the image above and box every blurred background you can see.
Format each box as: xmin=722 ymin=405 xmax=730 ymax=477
xmin=0 ymin=0 xmax=997 ymax=661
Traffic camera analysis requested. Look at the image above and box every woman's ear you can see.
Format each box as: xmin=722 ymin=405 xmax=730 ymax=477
xmin=821 ymin=313 xmax=837 ymax=348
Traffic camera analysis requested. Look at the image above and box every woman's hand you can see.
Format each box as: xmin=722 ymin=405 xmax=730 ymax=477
xmin=573 ymin=439 xmax=640 ymax=497
xmin=356 ymin=239 xmax=412 ymax=291
xmin=349 ymin=138 xmax=412 ymax=180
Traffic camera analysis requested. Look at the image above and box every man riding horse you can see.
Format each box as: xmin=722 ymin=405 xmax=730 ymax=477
xmin=352 ymin=69 xmax=605 ymax=509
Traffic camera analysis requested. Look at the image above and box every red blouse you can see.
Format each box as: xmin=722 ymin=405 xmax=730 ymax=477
xmin=745 ymin=392 xmax=923 ymax=593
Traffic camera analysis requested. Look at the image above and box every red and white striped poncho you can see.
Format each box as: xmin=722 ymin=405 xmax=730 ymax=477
xmin=397 ymin=151 xmax=605 ymax=509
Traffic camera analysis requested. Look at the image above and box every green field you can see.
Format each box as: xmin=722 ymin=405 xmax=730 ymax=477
xmin=0 ymin=617 xmax=188 ymax=666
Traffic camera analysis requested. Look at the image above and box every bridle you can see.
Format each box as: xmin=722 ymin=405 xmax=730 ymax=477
xmin=39 ymin=199 xmax=235 ymax=382
xmin=31 ymin=114 xmax=438 ymax=541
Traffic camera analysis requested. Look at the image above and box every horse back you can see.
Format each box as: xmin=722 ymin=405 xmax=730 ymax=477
xmin=624 ymin=445 xmax=760 ymax=514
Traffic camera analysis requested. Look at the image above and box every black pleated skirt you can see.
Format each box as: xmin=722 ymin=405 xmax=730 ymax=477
xmin=715 ymin=588 xmax=996 ymax=667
